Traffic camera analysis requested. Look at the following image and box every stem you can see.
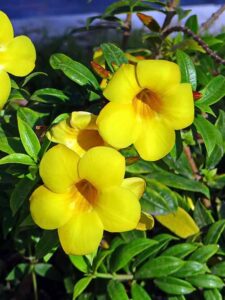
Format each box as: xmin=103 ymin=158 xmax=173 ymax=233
xmin=122 ymin=13 xmax=132 ymax=50
xmin=95 ymin=272 xmax=133 ymax=281
xmin=200 ymin=4 xmax=225 ymax=33
xmin=183 ymin=146 xmax=201 ymax=180
xmin=162 ymin=25 xmax=225 ymax=66
xmin=32 ymin=268 xmax=38 ymax=300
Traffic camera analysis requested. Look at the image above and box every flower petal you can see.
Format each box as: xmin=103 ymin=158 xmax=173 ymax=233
xmin=136 ymin=212 xmax=154 ymax=231
xmin=103 ymin=64 xmax=140 ymax=103
xmin=0 ymin=11 xmax=14 ymax=45
xmin=136 ymin=60 xmax=181 ymax=92
xmin=97 ymin=102 xmax=138 ymax=148
xmin=58 ymin=210 xmax=103 ymax=255
xmin=78 ymin=146 xmax=125 ymax=189
xmin=95 ymin=186 xmax=141 ymax=232
xmin=40 ymin=144 xmax=80 ymax=193
xmin=121 ymin=177 xmax=146 ymax=199
xmin=70 ymin=111 xmax=97 ymax=130
xmin=2 ymin=36 xmax=36 ymax=76
xmin=160 ymin=83 xmax=194 ymax=129
xmin=30 ymin=185 xmax=74 ymax=230
xmin=134 ymin=117 xmax=175 ymax=161
xmin=0 ymin=70 xmax=11 ymax=109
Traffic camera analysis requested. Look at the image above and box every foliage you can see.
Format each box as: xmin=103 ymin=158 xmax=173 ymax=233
xmin=0 ymin=0 xmax=225 ymax=299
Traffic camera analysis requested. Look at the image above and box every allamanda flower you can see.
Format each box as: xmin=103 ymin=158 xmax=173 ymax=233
xmin=0 ymin=11 xmax=36 ymax=109
xmin=97 ymin=60 xmax=194 ymax=161
xmin=30 ymin=145 xmax=144 ymax=255
xmin=47 ymin=111 xmax=104 ymax=156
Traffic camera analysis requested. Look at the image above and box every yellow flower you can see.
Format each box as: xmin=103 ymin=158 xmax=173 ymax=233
xmin=0 ymin=11 xmax=36 ymax=109
xmin=47 ymin=111 xmax=105 ymax=156
xmin=30 ymin=145 xmax=144 ymax=255
xmin=97 ymin=60 xmax=194 ymax=161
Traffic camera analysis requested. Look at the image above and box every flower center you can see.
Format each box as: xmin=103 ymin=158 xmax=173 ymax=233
xmin=133 ymin=88 xmax=162 ymax=119
xmin=77 ymin=129 xmax=104 ymax=151
xmin=73 ymin=179 xmax=98 ymax=212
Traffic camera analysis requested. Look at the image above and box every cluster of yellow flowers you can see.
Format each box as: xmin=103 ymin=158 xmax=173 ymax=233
xmin=0 ymin=11 xmax=195 ymax=256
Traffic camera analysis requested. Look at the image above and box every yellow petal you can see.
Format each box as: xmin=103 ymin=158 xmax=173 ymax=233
xmin=121 ymin=177 xmax=146 ymax=199
xmin=134 ymin=117 xmax=175 ymax=161
xmin=136 ymin=212 xmax=155 ymax=231
xmin=95 ymin=186 xmax=141 ymax=232
xmin=103 ymin=64 xmax=141 ymax=104
xmin=161 ymin=83 xmax=194 ymax=129
xmin=136 ymin=60 xmax=181 ymax=93
xmin=0 ymin=11 xmax=14 ymax=45
xmin=58 ymin=210 xmax=103 ymax=255
xmin=0 ymin=70 xmax=11 ymax=109
xmin=155 ymin=207 xmax=199 ymax=238
xmin=30 ymin=185 xmax=74 ymax=230
xmin=97 ymin=102 xmax=138 ymax=148
xmin=70 ymin=111 xmax=97 ymax=130
xmin=78 ymin=146 xmax=125 ymax=189
xmin=2 ymin=36 xmax=36 ymax=76
xmin=40 ymin=144 xmax=80 ymax=193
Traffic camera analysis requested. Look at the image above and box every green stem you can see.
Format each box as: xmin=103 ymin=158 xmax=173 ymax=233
xmin=32 ymin=268 xmax=38 ymax=300
xmin=95 ymin=272 xmax=133 ymax=281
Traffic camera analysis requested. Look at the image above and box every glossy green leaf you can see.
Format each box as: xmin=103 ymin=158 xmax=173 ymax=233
xmin=154 ymin=277 xmax=195 ymax=295
xmin=193 ymin=200 xmax=214 ymax=228
xmin=0 ymin=136 xmax=22 ymax=154
xmin=22 ymin=72 xmax=48 ymax=87
xmin=176 ymin=50 xmax=197 ymax=90
xmin=6 ymin=263 xmax=30 ymax=280
xmin=194 ymin=115 xmax=223 ymax=156
xmin=185 ymin=15 xmax=198 ymax=33
xmin=204 ymin=289 xmax=223 ymax=300
xmin=216 ymin=110 xmax=225 ymax=149
xmin=206 ymin=145 xmax=224 ymax=169
xmin=120 ymin=230 xmax=145 ymax=242
xmin=211 ymin=261 xmax=225 ymax=277
xmin=189 ymin=244 xmax=219 ymax=263
xmin=17 ymin=115 xmax=41 ymax=161
xmin=168 ymin=296 xmax=186 ymax=300
xmin=161 ymin=243 xmax=198 ymax=258
xmin=73 ymin=277 xmax=92 ymax=300
xmin=50 ymin=53 xmax=99 ymax=89
xmin=31 ymin=88 xmax=69 ymax=103
xmin=131 ymin=283 xmax=152 ymax=300
xmin=173 ymin=261 xmax=208 ymax=277
xmin=110 ymin=238 xmax=157 ymax=272
xmin=35 ymin=231 xmax=59 ymax=259
xmin=188 ymin=274 xmax=224 ymax=289
xmin=0 ymin=153 xmax=36 ymax=166
xmin=204 ymin=220 xmax=225 ymax=244
xmin=195 ymin=75 xmax=225 ymax=108
xmin=101 ymin=43 xmax=128 ymax=72
xmin=135 ymin=256 xmax=184 ymax=279
xmin=34 ymin=263 xmax=61 ymax=280
xmin=107 ymin=280 xmax=129 ymax=300
xmin=69 ymin=255 xmax=90 ymax=273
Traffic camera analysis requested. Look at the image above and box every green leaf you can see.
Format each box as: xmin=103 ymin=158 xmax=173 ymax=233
xmin=17 ymin=114 xmax=41 ymax=161
xmin=216 ymin=110 xmax=225 ymax=149
xmin=0 ymin=136 xmax=22 ymax=154
xmin=73 ymin=277 xmax=92 ymax=300
xmin=69 ymin=256 xmax=89 ymax=273
xmin=31 ymin=88 xmax=69 ymax=103
xmin=0 ymin=153 xmax=36 ymax=166
xmin=204 ymin=289 xmax=223 ymax=300
xmin=35 ymin=231 xmax=59 ymax=259
xmin=193 ymin=200 xmax=214 ymax=228
xmin=194 ymin=115 xmax=223 ymax=157
xmin=154 ymin=277 xmax=195 ymax=295
xmin=110 ymin=238 xmax=157 ymax=272
xmin=34 ymin=263 xmax=61 ymax=280
xmin=185 ymin=15 xmax=198 ymax=34
xmin=188 ymin=274 xmax=224 ymax=289
xmin=204 ymin=220 xmax=225 ymax=244
xmin=206 ymin=145 xmax=224 ymax=169
xmin=50 ymin=53 xmax=99 ymax=89
xmin=10 ymin=177 xmax=38 ymax=215
xmin=18 ymin=107 xmax=47 ymax=127
xmin=135 ymin=256 xmax=184 ymax=279
xmin=189 ymin=245 xmax=219 ymax=263
xmin=211 ymin=261 xmax=225 ymax=277
xmin=131 ymin=283 xmax=152 ymax=300
xmin=107 ymin=280 xmax=129 ymax=300
xmin=22 ymin=72 xmax=48 ymax=87
xmin=161 ymin=243 xmax=199 ymax=258
xmin=120 ymin=230 xmax=145 ymax=242
xmin=6 ymin=263 xmax=30 ymax=280
xmin=101 ymin=43 xmax=128 ymax=72
xmin=168 ymin=296 xmax=186 ymax=300
xmin=195 ymin=75 xmax=225 ymax=109
xmin=172 ymin=261 xmax=208 ymax=277
xmin=176 ymin=50 xmax=197 ymax=90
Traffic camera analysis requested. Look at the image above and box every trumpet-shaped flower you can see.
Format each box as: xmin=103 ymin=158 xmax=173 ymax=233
xmin=30 ymin=145 xmax=144 ymax=255
xmin=97 ymin=60 xmax=194 ymax=161
xmin=47 ymin=111 xmax=104 ymax=156
xmin=0 ymin=11 xmax=36 ymax=109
